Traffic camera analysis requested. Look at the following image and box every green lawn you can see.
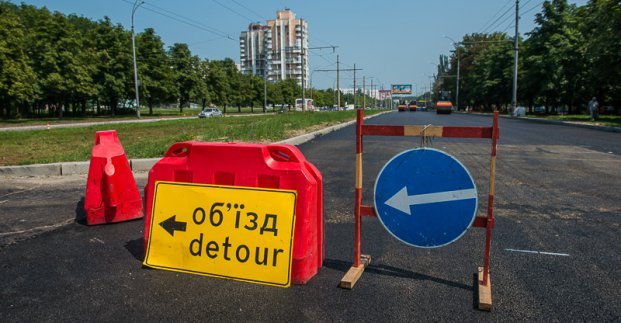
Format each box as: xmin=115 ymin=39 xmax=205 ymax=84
xmin=0 ymin=110 xmax=381 ymax=166
xmin=0 ymin=106 xmax=280 ymax=127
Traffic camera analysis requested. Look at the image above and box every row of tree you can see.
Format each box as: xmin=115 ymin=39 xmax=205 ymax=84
xmin=1 ymin=2 xmax=337 ymax=118
xmin=433 ymin=0 xmax=620 ymax=113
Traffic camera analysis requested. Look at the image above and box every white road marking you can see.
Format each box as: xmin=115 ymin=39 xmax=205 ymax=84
xmin=505 ymin=248 xmax=570 ymax=257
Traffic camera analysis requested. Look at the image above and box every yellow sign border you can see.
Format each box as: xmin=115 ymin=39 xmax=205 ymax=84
xmin=143 ymin=181 xmax=297 ymax=287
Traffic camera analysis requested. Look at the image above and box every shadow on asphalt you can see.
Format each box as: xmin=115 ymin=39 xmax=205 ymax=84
xmin=125 ymin=238 xmax=145 ymax=262
xmin=322 ymin=258 xmax=352 ymax=273
xmin=324 ymin=258 xmax=473 ymax=292
xmin=74 ymin=197 xmax=86 ymax=225
xmin=472 ymin=273 xmax=480 ymax=310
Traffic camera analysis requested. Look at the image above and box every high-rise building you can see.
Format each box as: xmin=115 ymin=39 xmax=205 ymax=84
xmin=240 ymin=9 xmax=308 ymax=87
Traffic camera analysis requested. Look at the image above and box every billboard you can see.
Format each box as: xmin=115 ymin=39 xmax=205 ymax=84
xmin=379 ymin=89 xmax=392 ymax=99
xmin=391 ymin=84 xmax=412 ymax=95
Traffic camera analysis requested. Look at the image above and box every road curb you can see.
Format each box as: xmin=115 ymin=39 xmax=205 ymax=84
xmin=61 ymin=161 xmax=90 ymax=175
xmin=0 ymin=111 xmax=390 ymax=177
xmin=130 ymin=158 xmax=161 ymax=173
xmin=456 ymin=111 xmax=621 ymax=133
xmin=0 ymin=163 xmax=62 ymax=176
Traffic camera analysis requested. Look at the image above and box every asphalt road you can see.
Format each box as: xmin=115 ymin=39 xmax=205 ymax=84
xmin=1 ymin=111 xmax=619 ymax=321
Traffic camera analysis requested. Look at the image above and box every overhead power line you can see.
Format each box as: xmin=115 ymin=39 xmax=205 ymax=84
xmin=522 ymin=1 xmax=544 ymax=16
xmin=521 ymin=0 xmax=535 ymax=9
xmin=211 ymin=0 xmax=255 ymax=22
xmin=482 ymin=3 xmax=515 ymax=34
xmin=121 ymin=0 xmax=234 ymax=40
xmin=501 ymin=22 xmax=515 ymax=34
xmin=230 ymin=0 xmax=267 ymax=21
xmin=480 ymin=0 xmax=513 ymax=33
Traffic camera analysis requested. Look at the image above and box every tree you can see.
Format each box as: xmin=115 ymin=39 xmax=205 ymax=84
xmin=279 ymin=79 xmax=300 ymax=108
xmin=471 ymin=39 xmax=514 ymax=110
xmin=93 ymin=17 xmax=133 ymax=116
xmin=523 ymin=0 xmax=586 ymax=113
xmin=583 ymin=0 xmax=621 ymax=107
xmin=267 ymin=80 xmax=283 ymax=107
xmin=169 ymin=43 xmax=200 ymax=112
xmin=61 ymin=14 xmax=99 ymax=116
xmin=194 ymin=59 xmax=210 ymax=109
xmin=136 ymin=28 xmax=175 ymax=115
xmin=206 ymin=60 xmax=230 ymax=109
xmin=0 ymin=3 xmax=38 ymax=117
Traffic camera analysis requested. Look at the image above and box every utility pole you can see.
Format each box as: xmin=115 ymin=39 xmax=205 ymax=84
xmin=337 ymin=55 xmax=340 ymax=109
xmin=131 ymin=0 xmax=144 ymax=119
xmin=512 ymin=0 xmax=519 ymax=113
xmin=456 ymin=49 xmax=460 ymax=110
xmin=370 ymin=78 xmax=374 ymax=108
xmin=353 ymin=64 xmax=357 ymax=108
xmin=314 ymin=61 xmax=361 ymax=110
xmin=362 ymin=76 xmax=366 ymax=109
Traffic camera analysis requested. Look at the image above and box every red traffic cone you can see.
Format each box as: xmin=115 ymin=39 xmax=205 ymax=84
xmin=84 ymin=130 xmax=143 ymax=225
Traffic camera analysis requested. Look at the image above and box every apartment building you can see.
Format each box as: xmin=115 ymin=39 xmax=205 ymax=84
xmin=239 ymin=9 xmax=308 ymax=87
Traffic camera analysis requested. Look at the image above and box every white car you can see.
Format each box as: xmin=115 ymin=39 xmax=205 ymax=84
xmin=513 ymin=106 xmax=526 ymax=117
xmin=198 ymin=108 xmax=222 ymax=118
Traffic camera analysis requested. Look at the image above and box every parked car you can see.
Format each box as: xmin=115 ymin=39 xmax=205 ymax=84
xmin=513 ymin=106 xmax=526 ymax=117
xmin=198 ymin=108 xmax=222 ymax=118
xmin=533 ymin=106 xmax=546 ymax=114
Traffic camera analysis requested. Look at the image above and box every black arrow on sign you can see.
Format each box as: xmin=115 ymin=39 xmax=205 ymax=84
xmin=159 ymin=215 xmax=187 ymax=237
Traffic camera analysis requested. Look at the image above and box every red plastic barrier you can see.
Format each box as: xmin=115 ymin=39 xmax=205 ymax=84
xmin=144 ymin=142 xmax=323 ymax=284
xmin=84 ymin=130 xmax=143 ymax=225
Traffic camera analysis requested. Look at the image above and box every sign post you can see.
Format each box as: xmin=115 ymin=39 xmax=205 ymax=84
xmin=339 ymin=109 xmax=499 ymax=312
xmin=144 ymin=181 xmax=297 ymax=287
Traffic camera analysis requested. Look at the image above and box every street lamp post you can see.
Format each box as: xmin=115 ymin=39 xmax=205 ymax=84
xmin=444 ymin=36 xmax=461 ymax=111
xmin=131 ymin=0 xmax=144 ymax=119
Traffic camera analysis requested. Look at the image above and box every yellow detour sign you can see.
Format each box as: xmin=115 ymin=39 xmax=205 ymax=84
xmin=144 ymin=181 xmax=297 ymax=287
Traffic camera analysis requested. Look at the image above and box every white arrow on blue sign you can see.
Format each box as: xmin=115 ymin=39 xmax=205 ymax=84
xmin=374 ymin=148 xmax=478 ymax=248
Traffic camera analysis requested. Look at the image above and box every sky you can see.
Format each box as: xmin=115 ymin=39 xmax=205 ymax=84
xmin=12 ymin=0 xmax=588 ymax=93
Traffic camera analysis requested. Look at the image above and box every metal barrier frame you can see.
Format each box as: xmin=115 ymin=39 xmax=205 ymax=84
xmin=339 ymin=109 xmax=499 ymax=311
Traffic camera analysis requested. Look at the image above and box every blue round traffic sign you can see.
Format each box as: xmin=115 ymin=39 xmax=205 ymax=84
xmin=374 ymin=148 xmax=478 ymax=248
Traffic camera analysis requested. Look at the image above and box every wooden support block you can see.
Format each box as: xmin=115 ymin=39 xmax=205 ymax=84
xmin=339 ymin=254 xmax=371 ymax=289
xmin=477 ymin=267 xmax=492 ymax=311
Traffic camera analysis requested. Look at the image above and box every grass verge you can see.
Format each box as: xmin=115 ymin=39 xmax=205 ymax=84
xmin=0 ymin=107 xmax=279 ymax=127
xmin=0 ymin=110 xmax=381 ymax=166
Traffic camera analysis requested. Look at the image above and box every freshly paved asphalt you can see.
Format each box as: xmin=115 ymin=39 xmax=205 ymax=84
xmin=1 ymin=111 xmax=619 ymax=321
